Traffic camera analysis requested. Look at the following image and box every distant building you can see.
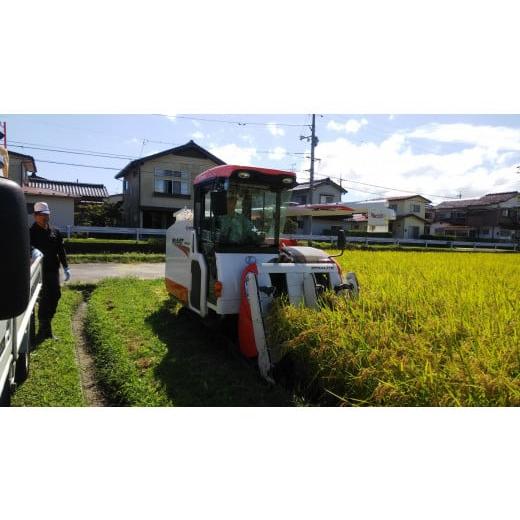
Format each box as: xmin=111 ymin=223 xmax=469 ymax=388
xmin=7 ymin=150 xmax=109 ymax=229
xmin=26 ymin=173 xmax=109 ymax=203
xmin=115 ymin=140 xmax=225 ymax=229
xmin=290 ymin=177 xmax=346 ymax=205
xmin=289 ymin=178 xmax=347 ymax=234
xmin=7 ymin=150 xmax=37 ymax=185
xmin=386 ymin=195 xmax=432 ymax=239
xmin=432 ymin=191 xmax=520 ymax=240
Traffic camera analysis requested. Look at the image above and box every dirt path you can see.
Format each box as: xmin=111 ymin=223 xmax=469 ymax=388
xmin=72 ymin=300 xmax=109 ymax=406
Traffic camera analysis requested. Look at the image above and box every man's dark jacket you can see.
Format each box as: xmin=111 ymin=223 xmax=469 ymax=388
xmin=29 ymin=223 xmax=68 ymax=272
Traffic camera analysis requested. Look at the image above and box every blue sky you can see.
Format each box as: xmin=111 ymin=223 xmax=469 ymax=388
xmin=3 ymin=114 xmax=520 ymax=202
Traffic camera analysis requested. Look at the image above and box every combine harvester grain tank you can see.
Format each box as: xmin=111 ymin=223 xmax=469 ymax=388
xmin=165 ymin=165 xmax=359 ymax=381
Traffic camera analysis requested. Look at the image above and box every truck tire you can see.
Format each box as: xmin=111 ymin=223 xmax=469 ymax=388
xmin=0 ymin=381 xmax=11 ymax=407
xmin=15 ymin=351 xmax=30 ymax=384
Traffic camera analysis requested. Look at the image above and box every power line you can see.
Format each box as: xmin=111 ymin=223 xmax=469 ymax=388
xmin=309 ymin=171 xmax=459 ymax=200
xmin=161 ymin=114 xmax=308 ymax=128
xmin=9 ymin=142 xmax=136 ymax=160
xmin=10 ymin=139 xmax=310 ymax=161
xmin=35 ymin=159 xmax=121 ymax=170
xmin=26 ymin=152 xmax=460 ymax=200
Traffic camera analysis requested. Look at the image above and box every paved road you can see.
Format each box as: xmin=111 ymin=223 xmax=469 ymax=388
xmin=66 ymin=263 xmax=165 ymax=284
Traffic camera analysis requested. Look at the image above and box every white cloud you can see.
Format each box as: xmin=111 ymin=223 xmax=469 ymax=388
xmin=240 ymin=134 xmax=254 ymax=144
xmin=407 ymin=123 xmax=520 ymax=151
xmin=327 ymin=118 xmax=368 ymax=134
xmin=268 ymin=147 xmax=286 ymax=160
xmin=208 ymin=143 xmax=258 ymax=165
xmin=191 ymin=131 xmax=205 ymax=140
xmin=312 ymin=124 xmax=520 ymax=201
xmin=267 ymin=123 xmax=285 ymax=136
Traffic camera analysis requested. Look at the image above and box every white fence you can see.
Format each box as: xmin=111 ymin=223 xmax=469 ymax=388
xmin=62 ymin=226 xmax=518 ymax=251
xmin=285 ymin=234 xmax=518 ymax=250
xmin=63 ymin=225 xmax=167 ymax=240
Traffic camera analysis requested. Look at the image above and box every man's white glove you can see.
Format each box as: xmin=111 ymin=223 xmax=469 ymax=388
xmin=64 ymin=268 xmax=71 ymax=282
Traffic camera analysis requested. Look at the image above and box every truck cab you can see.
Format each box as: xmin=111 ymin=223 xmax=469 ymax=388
xmin=0 ymin=168 xmax=42 ymax=405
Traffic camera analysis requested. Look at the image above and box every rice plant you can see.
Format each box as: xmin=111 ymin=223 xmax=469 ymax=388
xmin=267 ymin=251 xmax=520 ymax=406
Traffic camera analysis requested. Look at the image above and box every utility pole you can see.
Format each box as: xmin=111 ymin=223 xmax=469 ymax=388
xmin=300 ymin=114 xmax=319 ymax=239
xmin=309 ymin=114 xmax=316 ymax=206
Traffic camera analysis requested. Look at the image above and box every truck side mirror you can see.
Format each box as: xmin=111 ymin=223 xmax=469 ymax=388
xmin=337 ymin=228 xmax=346 ymax=250
xmin=0 ymin=178 xmax=30 ymax=319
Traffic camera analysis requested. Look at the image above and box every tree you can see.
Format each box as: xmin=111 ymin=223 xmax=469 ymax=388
xmin=75 ymin=202 xmax=122 ymax=227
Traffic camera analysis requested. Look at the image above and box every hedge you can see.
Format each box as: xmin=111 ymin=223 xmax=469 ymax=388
xmin=64 ymin=238 xmax=165 ymax=254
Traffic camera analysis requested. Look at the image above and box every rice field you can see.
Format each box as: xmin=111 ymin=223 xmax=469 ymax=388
xmin=267 ymin=250 xmax=520 ymax=406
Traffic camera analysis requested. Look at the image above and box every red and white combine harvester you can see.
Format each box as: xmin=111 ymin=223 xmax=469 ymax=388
xmin=165 ymin=165 xmax=359 ymax=381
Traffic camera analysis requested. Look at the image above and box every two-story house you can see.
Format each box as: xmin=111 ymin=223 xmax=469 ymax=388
xmin=290 ymin=177 xmax=346 ymax=205
xmin=431 ymin=199 xmax=479 ymax=238
xmin=386 ymin=195 xmax=432 ymax=239
xmin=7 ymin=150 xmax=37 ymax=185
xmin=465 ymin=192 xmax=520 ymax=240
xmin=289 ymin=178 xmax=347 ymax=234
xmin=432 ymin=192 xmax=520 ymax=240
xmin=115 ymin=140 xmax=225 ymax=228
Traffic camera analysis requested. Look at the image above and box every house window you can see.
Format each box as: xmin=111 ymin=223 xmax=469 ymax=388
xmin=154 ymin=168 xmax=190 ymax=196
xmin=481 ymin=228 xmax=489 ymax=235
xmin=26 ymin=203 xmax=34 ymax=214
xmin=123 ymin=180 xmax=128 ymax=193
xmin=319 ymin=194 xmax=334 ymax=204
xmin=502 ymin=209 xmax=509 ymax=217
xmin=410 ymin=203 xmax=421 ymax=213
xmin=388 ymin=204 xmax=397 ymax=212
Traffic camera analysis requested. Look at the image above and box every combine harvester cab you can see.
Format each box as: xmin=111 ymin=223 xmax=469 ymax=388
xmin=165 ymin=165 xmax=359 ymax=381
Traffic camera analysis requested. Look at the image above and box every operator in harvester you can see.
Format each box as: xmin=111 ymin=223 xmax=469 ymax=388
xmin=29 ymin=201 xmax=71 ymax=341
xmin=217 ymin=190 xmax=263 ymax=245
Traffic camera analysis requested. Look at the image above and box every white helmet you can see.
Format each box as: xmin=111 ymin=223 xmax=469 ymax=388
xmin=34 ymin=201 xmax=51 ymax=214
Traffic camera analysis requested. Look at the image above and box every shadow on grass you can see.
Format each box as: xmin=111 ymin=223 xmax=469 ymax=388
xmin=145 ymin=299 xmax=295 ymax=406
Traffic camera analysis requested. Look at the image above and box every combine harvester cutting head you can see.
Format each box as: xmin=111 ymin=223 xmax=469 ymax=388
xmin=165 ymin=165 xmax=359 ymax=382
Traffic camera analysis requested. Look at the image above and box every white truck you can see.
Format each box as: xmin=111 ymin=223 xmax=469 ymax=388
xmin=0 ymin=171 xmax=42 ymax=406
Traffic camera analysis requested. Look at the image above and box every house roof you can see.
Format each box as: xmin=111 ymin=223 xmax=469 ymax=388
xmin=386 ymin=194 xmax=432 ymax=203
xmin=472 ymin=191 xmax=518 ymax=205
xmin=22 ymin=185 xmax=75 ymax=199
xmin=394 ymin=213 xmax=428 ymax=223
xmin=8 ymin=150 xmax=37 ymax=173
xmin=435 ymin=199 xmax=478 ymax=209
xmin=291 ymin=177 xmax=347 ymax=194
xmin=285 ymin=203 xmax=354 ymax=217
xmin=115 ymin=140 xmax=226 ymax=179
xmin=27 ymin=174 xmax=109 ymax=199
xmin=435 ymin=191 xmax=519 ymax=210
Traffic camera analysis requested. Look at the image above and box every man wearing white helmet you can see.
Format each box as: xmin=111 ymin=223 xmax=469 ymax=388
xmin=29 ymin=201 xmax=71 ymax=340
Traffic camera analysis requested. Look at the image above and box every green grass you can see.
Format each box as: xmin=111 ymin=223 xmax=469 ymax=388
xmin=69 ymin=253 xmax=165 ymax=263
xmin=12 ymin=289 xmax=85 ymax=407
xmin=85 ymin=278 xmax=294 ymax=406
xmin=267 ymin=250 xmax=520 ymax=406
